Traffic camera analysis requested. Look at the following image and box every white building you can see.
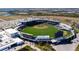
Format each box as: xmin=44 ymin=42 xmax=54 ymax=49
xmin=5 ymin=28 xmax=20 ymax=38
xmin=0 ymin=28 xmax=24 ymax=51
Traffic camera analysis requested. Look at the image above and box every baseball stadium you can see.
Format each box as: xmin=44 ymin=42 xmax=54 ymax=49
xmin=17 ymin=18 xmax=76 ymax=43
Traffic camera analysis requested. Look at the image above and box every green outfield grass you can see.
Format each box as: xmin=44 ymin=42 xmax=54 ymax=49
xmin=21 ymin=24 xmax=59 ymax=38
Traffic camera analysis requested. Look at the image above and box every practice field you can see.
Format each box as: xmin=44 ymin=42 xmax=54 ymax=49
xmin=21 ymin=24 xmax=59 ymax=38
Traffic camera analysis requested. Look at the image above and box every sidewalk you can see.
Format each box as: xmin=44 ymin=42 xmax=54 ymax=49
xmin=51 ymin=33 xmax=79 ymax=51
xmin=9 ymin=41 xmax=41 ymax=51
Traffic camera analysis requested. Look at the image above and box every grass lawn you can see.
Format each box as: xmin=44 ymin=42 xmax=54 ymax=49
xmin=21 ymin=24 xmax=59 ymax=38
xmin=35 ymin=42 xmax=55 ymax=51
xmin=63 ymin=30 xmax=72 ymax=38
xmin=75 ymin=45 xmax=79 ymax=51
xmin=19 ymin=45 xmax=36 ymax=51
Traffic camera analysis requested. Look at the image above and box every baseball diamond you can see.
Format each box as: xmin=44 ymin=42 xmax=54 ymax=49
xmin=17 ymin=18 xmax=76 ymax=43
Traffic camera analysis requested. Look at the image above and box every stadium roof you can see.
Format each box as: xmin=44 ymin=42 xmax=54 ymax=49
xmin=60 ymin=23 xmax=72 ymax=30
xmin=35 ymin=36 xmax=50 ymax=40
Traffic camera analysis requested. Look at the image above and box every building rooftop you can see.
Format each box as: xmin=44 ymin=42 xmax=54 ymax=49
xmin=0 ymin=28 xmax=23 ymax=50
xmin=0 ymin=31 xmax=16 ymax=50
xmin=5 ymin=28 xmax=19 ymax=34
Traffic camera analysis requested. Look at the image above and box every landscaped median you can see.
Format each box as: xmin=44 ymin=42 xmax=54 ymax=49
xmin=75 ymin=45 xmax=79 ymax=51
xmin=19 ymin=45 xmax=36 ymax=51
xmin=35 ymin=42 xmax=56 ymax=51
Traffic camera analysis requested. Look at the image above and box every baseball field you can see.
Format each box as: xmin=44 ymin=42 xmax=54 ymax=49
xmin=21 ymin=24 xmax=59 ymax=38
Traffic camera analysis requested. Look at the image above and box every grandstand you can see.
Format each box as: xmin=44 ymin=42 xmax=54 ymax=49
xmin=17 ymin=18 xmax=76 ymax=43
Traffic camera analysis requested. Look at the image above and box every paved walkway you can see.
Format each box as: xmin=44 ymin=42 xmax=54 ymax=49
xmin=9 ymin=41 xmax=41 ymax=51
xmin=51 ymin=33 xmax=79 ymax=51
